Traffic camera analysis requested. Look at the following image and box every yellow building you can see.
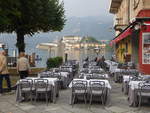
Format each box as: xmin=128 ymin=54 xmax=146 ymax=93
xmin=109 ymin=0 xmax=150 ymax=64
xmin=115 ymin=37 xmax=132 ymax=63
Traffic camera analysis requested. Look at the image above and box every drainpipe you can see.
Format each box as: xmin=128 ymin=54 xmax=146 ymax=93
xmin=128 ymin=0 xmax=130 ymax=24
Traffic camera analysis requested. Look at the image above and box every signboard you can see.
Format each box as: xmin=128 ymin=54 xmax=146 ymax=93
xmin=142 ymin=33 xmax=150 ymax=64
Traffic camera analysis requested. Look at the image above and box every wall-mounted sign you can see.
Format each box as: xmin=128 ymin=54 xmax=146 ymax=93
xmin=142 ymin=33 xmax=150 ymax=64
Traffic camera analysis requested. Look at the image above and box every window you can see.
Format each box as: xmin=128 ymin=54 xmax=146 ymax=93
xmin=142 ymin=33 xmax=150 ymax=64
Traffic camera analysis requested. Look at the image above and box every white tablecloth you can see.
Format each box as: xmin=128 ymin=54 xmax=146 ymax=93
xmin=38 ymin=71 xmax=52 ymax=77
xmin=16 ymin=77 xmax=59 ymax=103
xmin=111 ymin=68 xmax=122 ymax=73
xmin=123 ymin=75 xmax=131 ymax=82
xmin=43 ymin=78 xmax=59 ymax=86
xmin=128 ymin=81 xmax=143 ymax=90
xmin=89 ymin=68 xmax=104 ymax=72
xmin=60 ymin=72 xmax=69 ymax=78
xmin=69 ymin=79 xmax=111 ymax=89
xmin=19 ymin=77 xmax=58 ymax=86
xmin=128 ymin=80 xmax=150 ymax=106
xmin=61 ymin=66 xmax=73 ymax=72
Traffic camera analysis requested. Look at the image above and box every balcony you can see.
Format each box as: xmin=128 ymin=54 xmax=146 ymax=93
xmin=109 ymin=0 xmax=122 ymax=14
xmin=114 ymin=17 xmax=128 ymax=32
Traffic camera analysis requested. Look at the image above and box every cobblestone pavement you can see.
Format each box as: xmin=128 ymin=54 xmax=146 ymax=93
xmin=1 ymin=79 xmax=150 ymax=113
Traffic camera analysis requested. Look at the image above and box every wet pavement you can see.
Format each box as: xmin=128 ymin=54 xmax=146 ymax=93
xmin=1 ymin=79 xmax=150 ymax=113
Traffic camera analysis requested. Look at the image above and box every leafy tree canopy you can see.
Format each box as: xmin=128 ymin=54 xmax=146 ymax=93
xmin=80 ymin=36 xmax=100 ymax=43
xmin=0 ymin=0 xmax=66 ymax=52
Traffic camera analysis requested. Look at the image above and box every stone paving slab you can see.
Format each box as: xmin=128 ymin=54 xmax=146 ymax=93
xmin=1 ymin=80 xmax=150 ymax=113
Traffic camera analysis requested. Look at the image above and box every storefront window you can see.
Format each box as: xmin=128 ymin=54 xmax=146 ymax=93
xmin=142 ymin=33 xmax=150 ymax=64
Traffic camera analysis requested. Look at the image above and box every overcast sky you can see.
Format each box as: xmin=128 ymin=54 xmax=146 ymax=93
xmin=62 ymin=0 xmax=113 ymax=18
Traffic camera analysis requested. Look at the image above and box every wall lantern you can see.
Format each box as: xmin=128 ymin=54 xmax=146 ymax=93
xmin=134 ymin=23 xmax=141 ymax=30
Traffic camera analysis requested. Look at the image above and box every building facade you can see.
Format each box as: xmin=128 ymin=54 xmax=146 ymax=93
xmin=110 ymin=0 xmax=150 ymax=74
xmin=62 ymin=36 xmax=81 ymax=44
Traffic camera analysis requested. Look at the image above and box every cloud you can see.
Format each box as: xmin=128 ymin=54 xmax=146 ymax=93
xmin=63 ymin=0 xmax=111 ymax=17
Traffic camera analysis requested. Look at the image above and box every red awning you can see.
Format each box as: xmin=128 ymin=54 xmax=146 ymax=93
xmin=110 ymin=27 xmax=132 ymax=46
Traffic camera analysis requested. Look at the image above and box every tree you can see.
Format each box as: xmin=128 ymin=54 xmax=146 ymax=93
xmin=80 ymin=36 xmax=99 ymax=43
xmin=0 ymin=0 xmax=65 ymax=53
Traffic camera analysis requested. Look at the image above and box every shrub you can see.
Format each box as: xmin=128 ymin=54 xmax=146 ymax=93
xmin=46 ymin=57 xmax=63 ymax=69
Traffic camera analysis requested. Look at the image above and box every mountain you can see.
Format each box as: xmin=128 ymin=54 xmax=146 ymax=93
xmin=0 ymin=16 xmax=114 ymax=50
xmin=0 ymin=16 xmax=114 ymax=67
xmin=80 ymin=36 xmax=100 ymax=43
xmin=53 ymin=16 xmax=115 ymax=40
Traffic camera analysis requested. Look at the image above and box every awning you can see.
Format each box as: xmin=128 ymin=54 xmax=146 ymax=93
xmin=110 ymin=26 xmax=132 ymax=46
xmin=36 ymin=43 xmax=58 ymax=50
xmin=109 ymin=0 xmax=122 ymax=14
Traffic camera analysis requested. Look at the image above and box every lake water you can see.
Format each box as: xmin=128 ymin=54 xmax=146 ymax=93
xmin=0 ymin=33 xmax=53 ymax=67
xmin=0 ymin=33 xmax=112 ymax=68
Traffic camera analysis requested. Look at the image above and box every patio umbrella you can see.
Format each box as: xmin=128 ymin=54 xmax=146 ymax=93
xmin=36 ymin=43 xmax=58 ymax=50
xmin=36 ymin=43 xmax=58 ymax=58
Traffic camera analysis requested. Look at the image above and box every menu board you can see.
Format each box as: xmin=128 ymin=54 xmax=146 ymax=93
xmin=142 ymin=33 xmax=150 ymax=64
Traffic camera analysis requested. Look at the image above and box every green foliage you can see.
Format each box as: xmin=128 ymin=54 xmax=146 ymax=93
xmin=105 ymin=43 xmax=113 ymax=52
xmin=80 ymin=37 xmax=100 ymax=43
xmin=0 ymin=0 xmax=66 ymax=34
xmin=46 ymin=57 xmax=63 ymax=69
xmin=0 ymin=0 xmax=66 ymax=52
xmin=120 ymin=48 xmax=126 ymax=55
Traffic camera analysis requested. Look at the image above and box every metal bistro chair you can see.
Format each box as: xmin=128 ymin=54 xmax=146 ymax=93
xmin=119 ymin=69 xmax=126 ymax=83
xmin=89 ymin=81 xmax=105 ymax=106
xmin=53 ymin=68 xmax=60 ymax=73
xmin=34 ymin=79 xmax=50 ymax=105
xmin=122 ymin=75 xmax=134 ymax=95
xmin=79 ymin=73 xmax=85 ymax=79
xmin=138 ymin=81 xmax=150 ymax=108
xmin=40 ymin=71 xmax=54 ymax=78
xmin=85 ymin=74 xmax=93 ymax=80
xmin=90 ymin=69 xmax=101 ymax=74
xmin=53 ymin=73 xmax=61 ymax=79
xmin=53 ymin=73 xmax=63 ymax=89
xmin=19 ymin=79 xmax=33 ymax=102
xmin=60 ymin=68 xmax=70 ymax=73
xmin=80 ymin=68 xmax=89 ymax=74
xmin=92 ymin=73 xmax=106 ymax=79
xmin=71 ymin=80 xmax=88 ymax=107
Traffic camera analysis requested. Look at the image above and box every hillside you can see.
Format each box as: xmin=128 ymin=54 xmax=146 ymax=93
xmin=0 ymin=16 xmax=114 ymax=50
xmin=54 ymin=16 xmax=114 ymax=40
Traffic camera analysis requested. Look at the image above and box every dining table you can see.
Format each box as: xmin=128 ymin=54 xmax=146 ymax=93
xmin=16 ymin=77 xmax=59 ymax=104
xmin=69 ymin=78 xmax=111 ymax=106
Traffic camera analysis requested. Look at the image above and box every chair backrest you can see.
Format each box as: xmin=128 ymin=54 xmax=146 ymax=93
xmin=79 ymin=73 xmax=84 ymax=79
xmin=80 ymin=68 xmax=89 ymax=73
xmin=53 ymin=73 xmax=61 ymax=79
xmin=72 ymin=80 xmax=87 ymax=92
xmin=130 ymin=75 xmax=143 ymax=81
xmin=138 ymin=82 xmax=150 ymax=93
xmin=19 ymin=79 xmax=33 ymax=90
xmin=121 ymin=69 xmax=138 ymax=76
xmin=92 ymin=73 xmax=106 ymax=79
xmin=89 ymin=81 xmax=105 ymax=91
xmin=84 ymin=74 xmax=92 ymax=80
xmin=34 ymin=79 xmax=48 ymax=91
xmin=53 ymin=68 xmax=60 ymax=72
xmin=89 ymin=66 xmax=100 ymax=69
xmin=60 ymin=68 xmax=70 ymax=72
xmin=143 ymin=76 xmax=150 ymax=82
xmin=39 ymin=71 xmax=53 ymax=78
xmin=90 ymin=69 xmax=100 ymax=74
xmin=40 ymin=74 xmax=50 ymax=78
